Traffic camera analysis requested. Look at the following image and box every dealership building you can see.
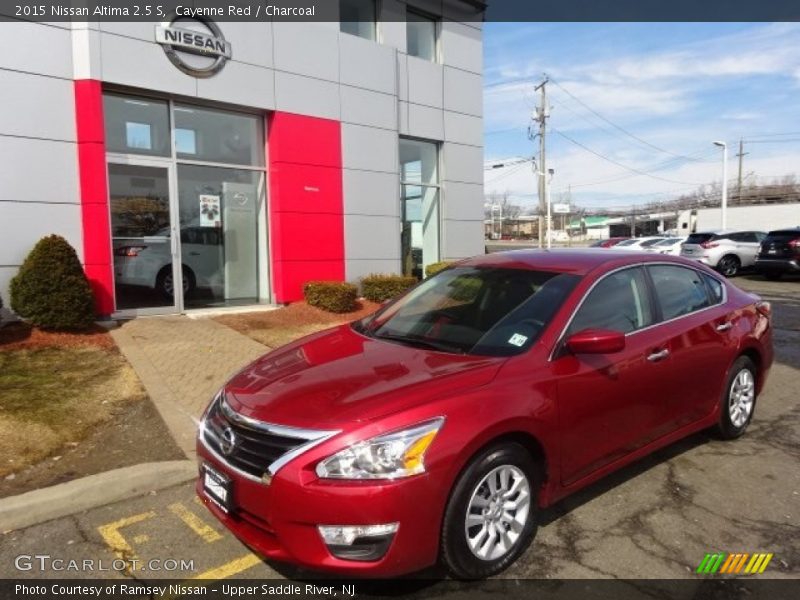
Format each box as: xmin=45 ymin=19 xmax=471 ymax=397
xmin=0 ymin=2 xmax=484 ymax=316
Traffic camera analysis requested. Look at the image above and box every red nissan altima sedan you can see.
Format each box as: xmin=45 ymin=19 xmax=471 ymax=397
xmin=196 ymin=250 xmax=773 ymax=579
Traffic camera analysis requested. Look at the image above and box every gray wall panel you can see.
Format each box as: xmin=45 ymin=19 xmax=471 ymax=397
xmin=343 ymin=169 xmax=400 ymax=217
xmin=443 ymin=67 xmax=482 ymax=117
xmin=197 ymin=61 xmax=275 ymax=110
xmin=339 ymin=34 xmax=396 ymax=94
xmin=273 ymin=23 xmax=339 ymax=83
xmin=274 ymin=71 xmax=340 ymax=120
xmin=0 ymin=202 xmax=83 ymax=267
xmin=0 ymin=70 xmax=76 ymax=141
xmin=444 ymin=111 xmax=482 ymax=147
xmin=408 ymin=103 xmax=444 ymax=140
xmin=441 ymin=21 xmax=483 ymax=74
xmin=442 ymin=182 xmax=484 ymax=221
xmin=346 ymin=259 xmax=402 ymax=281
xmin=342 ymin=124 xmax=398 ymax=173
xmin=341 ymin=86 xmax=397 ymax=130
xmin=345 ymin=215 xmax=402 ymax=260
xmin=443 ymin=142 xmax=483 ymax=184
xmin=0 ymin=137 xmax=78 ymax=203
xmin=442 ymin=219 xmax=484 ymax=259
xmin=407 ymin=57 xmax=443 ymax=109
xmin=0 ymin=22 xmax=72 ymax=78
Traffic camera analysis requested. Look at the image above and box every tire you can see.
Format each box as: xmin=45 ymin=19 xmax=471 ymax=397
xmin=715 ymin=356 xmax=757 ymax=440
xmin=440 ymin=443 xmax=539 ymax=579
xmin=716 ymin=255 xmax=741 ymax=278
xmin=156 ymin=266 xmax=195 ymax=299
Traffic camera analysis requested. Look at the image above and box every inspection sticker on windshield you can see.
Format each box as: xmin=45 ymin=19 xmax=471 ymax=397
xmin=508 ymin=333 xmax=528 ymax=347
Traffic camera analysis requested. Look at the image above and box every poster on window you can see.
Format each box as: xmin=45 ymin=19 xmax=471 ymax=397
xmin=199 ymin=194 xmax=221 ymax=228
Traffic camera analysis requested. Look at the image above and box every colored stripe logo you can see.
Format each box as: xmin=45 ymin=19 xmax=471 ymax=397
xmin=696 ymin=552 xmax=773 ymax=574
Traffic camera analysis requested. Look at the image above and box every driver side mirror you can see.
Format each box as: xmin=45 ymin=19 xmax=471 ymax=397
xmin=566 ymin=329 xmax=625 ymax=354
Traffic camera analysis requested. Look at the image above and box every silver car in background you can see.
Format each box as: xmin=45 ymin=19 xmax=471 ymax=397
xmin=646 ymin=237 xmax=686 ymax=256
xmin=613 ymin=236 xmax=666 ymax=251
xmin=680 ymin=230 xmax=766 ymax=277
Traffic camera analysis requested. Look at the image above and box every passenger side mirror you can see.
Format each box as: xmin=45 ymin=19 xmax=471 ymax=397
xmin=566 ymin=329 xmax=625 ymax=354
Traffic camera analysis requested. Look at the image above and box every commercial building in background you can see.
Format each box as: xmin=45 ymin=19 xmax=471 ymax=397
xmin=0 ymin=1 xmax=484 ymax=316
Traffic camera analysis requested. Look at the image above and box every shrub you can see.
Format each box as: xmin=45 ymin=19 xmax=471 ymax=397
xmin=10 ymin=235 xmax=95 ymax=330
xmin=303 ymin=281 xmax=358 ymax=313
xmin=361 ymin=274 xmax=417 ymax=303
xmin=425 ymin=261 xmax=455 ymax=278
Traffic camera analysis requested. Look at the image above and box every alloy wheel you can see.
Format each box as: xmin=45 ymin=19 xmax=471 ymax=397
xmin=719 ymin=256 xmax=739 ymax=277
xmin=464 ymin=465 xmax=531 ymax=561
xmin=728 ymin=369 xmax=755 ymax=428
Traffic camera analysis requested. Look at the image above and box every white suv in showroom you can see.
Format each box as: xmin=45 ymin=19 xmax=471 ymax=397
xmin=680 ymin=230 xmax=767 ymax=276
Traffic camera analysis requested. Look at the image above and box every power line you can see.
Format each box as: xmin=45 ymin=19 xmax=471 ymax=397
xmin=548 ymin=76 xmax=709 ymax=164
xmin=551 ymin=127 xmax=706 ymax=186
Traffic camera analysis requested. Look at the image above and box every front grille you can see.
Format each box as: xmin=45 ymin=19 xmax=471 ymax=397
xmin=202 ymin=396 xmax=314 ymax=480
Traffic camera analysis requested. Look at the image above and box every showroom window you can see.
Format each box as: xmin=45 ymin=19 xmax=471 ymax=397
xmin=340 ymin=0 xmax=376 ymax=41
xmin=407 ymin=9 xmax=438 ymax=61
xmin=104 ymin=92 xmax=267 ymax=314
xmin=400 ymin=138 xmax=440 ymax=278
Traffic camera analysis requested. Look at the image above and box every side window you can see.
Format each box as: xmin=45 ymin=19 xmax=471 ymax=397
xmin=568 ymin=267 xmax=654 ymax=335
xmin=648 ymin=265 xmax=711 ymax=320
xmin=742 ymin=232 xmax=759 ymax=243
xmin=702 ymin=273 xmax=724 ymax=305
xmin=755 ymin=232 xmax=767 ymax=242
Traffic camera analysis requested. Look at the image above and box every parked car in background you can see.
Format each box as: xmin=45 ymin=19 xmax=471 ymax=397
xmin=114 ymin=226 xmax=223 ymax=298
xmin=647 ymin=237 xmax=686 ymax=256
xmin=613 ymin=236 xmax=666 ymax=251
xmin=755 ymin=227 xmax=800 ymax=279
xmin=197 ymin=250 xmax=772 ymax=578
xmin=591 ymin=237 xmax=629 ymax=248
xmin=680 ymin=230 xmax=766 ymax=277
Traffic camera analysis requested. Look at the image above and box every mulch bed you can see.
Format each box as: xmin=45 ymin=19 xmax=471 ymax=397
xmin=216 ymin=299 xmax=381 ymax=333
xmin=0 ymin=321 xmax=116 ymax=351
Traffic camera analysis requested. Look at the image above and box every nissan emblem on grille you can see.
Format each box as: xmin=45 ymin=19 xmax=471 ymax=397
xmin=220 ymin=427 xmax=237 ymax=456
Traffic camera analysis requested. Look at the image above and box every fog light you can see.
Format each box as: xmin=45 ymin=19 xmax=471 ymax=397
xmin=317 ymin=523 xmax=398 ymax=562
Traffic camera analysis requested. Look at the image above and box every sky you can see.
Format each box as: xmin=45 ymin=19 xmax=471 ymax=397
xmin=483 ymin=22 xmax=800 ymax=212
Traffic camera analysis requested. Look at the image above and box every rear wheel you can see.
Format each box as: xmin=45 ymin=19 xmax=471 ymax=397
xmin=717 ymin=255 xmax=741 ymax=277
xmin=440 ymin=443 xmax=539 ymax=579
xmin=156 ymin=266 xmax=195 ymax=299
xmin=715 ymin=356 xmax=757 ymax=439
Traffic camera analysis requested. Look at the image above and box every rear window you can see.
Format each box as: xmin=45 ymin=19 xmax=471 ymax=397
xmin=766 ymin=230 xmax=800 ymax=242
xmin=685 ymin=233 xmax=715 ymax=245
xmin=639 ymin=238 xmax=664 ymax=248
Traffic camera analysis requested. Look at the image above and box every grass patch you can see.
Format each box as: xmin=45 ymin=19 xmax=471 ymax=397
xmin=0 ymin=347 xmax=146 ymax=477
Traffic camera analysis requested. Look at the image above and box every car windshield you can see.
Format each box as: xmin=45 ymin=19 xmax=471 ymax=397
xmin=354 ymin=267 xmax=581 ymax=357
xmin=654 ymin=238 xmax=682 ymax=246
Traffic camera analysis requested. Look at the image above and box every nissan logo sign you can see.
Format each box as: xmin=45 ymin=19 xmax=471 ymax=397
xmin=155 ymin=14 xmax=231 ymax=78
xmin=219 ymin=427 xmax=238 ymax=456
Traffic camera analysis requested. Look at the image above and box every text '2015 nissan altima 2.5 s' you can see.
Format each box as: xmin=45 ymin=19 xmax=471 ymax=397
xmin=196 ymin=249 xmax=773 ymax=579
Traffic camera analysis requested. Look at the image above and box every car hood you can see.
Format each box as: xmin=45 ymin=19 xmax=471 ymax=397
xmin=223 ymin=324 xmax=505 ymax=427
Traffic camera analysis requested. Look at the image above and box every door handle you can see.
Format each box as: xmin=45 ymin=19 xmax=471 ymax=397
xmin=716 ymin=322 xmax=733 ymax=332
xmin=647 ymin=349 xmax=670 ymax=362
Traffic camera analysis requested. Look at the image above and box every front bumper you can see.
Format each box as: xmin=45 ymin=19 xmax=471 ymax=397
xmin=195 ymin=439 xmax=444 ymax=577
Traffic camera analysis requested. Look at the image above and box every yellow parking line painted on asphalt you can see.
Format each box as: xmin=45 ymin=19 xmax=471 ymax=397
xmin=192 ymin=553 xmax=262 ymax=580
xmin=97 ymin=511 xmax=157 ymax=567
xmin=169 ymin=502 xmax=223 ymax=543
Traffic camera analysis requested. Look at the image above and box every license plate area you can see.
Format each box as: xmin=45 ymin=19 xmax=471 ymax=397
xmin=203 ymin=463 xmax=233 ymax=513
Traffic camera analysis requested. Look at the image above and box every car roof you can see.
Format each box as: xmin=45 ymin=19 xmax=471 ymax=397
xmin=458 ymin=248 xmax=693 ymax=276
xmin=768 ymin=226 xmax=800 ymax=234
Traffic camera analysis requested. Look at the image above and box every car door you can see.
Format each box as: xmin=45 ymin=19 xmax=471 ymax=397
xmin=554 ymin=266 xmax=674 ymax=486
xmin=645 ymin=264 xmax=733 ymax=429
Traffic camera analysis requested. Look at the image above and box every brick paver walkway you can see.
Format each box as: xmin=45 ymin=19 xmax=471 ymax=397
xmin=111 ymin=316 xmax=268 ymax=459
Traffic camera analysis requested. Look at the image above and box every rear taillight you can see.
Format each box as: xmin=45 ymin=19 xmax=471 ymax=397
xmin=700 ymin=241 xmax=719 ymax=249
xmin=756 ymin=301 xmax=772 ymax=319
xmin=115 ymin=245 xmax=147 ymax=257
xmin=789 ymin=238 xmax=800 ymax=251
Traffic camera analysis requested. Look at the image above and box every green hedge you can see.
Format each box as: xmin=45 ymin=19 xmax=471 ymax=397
xmin=303 ymin=281 xmax=358 ymax=313
xmin=361 ymin=274 xmax=417 ymax=303
xmin=425 ymin=261 xmax=455 ymax=278
xmin=10 ymin=235 xmax=95 ymax=330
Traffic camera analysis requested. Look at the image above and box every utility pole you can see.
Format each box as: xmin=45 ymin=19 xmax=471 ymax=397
xmin=735 ymin=138 xmax=748 ymax=201
xmin=531 ymin=76 xmax=549 ymax=248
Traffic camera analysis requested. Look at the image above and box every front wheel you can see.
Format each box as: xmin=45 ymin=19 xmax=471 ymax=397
xmin=715 ymin=356 xmax=757 ymax=439
xmin=440 ymin=443 xmax=539 ymax=579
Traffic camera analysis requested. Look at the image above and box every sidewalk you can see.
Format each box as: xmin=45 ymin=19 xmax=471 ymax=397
xmin=111 ymin=316 xmax=268 ymax=459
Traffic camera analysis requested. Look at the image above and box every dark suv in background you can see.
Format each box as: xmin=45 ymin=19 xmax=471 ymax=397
xmin=755 ymin=227 xmax=800 ymax=279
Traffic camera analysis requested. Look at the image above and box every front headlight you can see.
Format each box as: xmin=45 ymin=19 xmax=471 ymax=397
xmin=315 ymin=417 xmax=444 ymax=480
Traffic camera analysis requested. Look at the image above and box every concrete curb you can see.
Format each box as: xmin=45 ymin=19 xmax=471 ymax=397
xmin=0 ymin=460 xmax=197 ymax=532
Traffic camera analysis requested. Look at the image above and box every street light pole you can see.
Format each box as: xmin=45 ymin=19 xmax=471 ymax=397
xmin=713 ymin=141 xmax=728 ymax=230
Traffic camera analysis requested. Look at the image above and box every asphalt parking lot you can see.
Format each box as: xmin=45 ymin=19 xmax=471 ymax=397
xmin=1 ymin=275 xmax=798 ymax=583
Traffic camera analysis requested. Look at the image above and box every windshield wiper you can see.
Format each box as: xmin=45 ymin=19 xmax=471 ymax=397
xmin=373 ymin=332 xmax=465 ymax=354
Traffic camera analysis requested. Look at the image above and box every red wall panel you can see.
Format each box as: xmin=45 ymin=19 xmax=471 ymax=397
xmin=74 ymin=80 xmax=114 ymax=315
xmin=268 ymin=112 xmax=345 ymax=303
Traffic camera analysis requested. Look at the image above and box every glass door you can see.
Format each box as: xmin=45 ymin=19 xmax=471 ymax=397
xmin=108 ymin=160 xmax=181 ymax=315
